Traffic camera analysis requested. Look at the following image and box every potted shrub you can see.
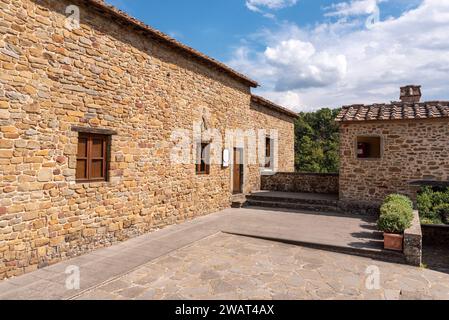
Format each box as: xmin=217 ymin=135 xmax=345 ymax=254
xmin=383 ymin=194 xmax=414 ymax=208
xmin=377 ymin=195 xmax=414 ymax=251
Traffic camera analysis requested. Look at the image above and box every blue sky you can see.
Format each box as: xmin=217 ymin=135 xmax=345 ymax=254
xmin=106 ymin=0 xmax=335 ymax=60
xmin=105 ymin=1 xmax=448 ymax=111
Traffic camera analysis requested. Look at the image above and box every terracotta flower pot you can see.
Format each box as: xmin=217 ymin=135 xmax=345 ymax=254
xmin=383 ymin=233 xmax=404 ymax=251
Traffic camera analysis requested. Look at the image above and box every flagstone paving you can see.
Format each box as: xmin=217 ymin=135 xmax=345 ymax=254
xmin=0 ymin=207 xmax=448 ymax=300
xmin=75 ymin=233 xmax=449 ymax=300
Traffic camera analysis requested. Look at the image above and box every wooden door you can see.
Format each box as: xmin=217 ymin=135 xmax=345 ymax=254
xmin=233 ymin=148 xmax=243 ymax=194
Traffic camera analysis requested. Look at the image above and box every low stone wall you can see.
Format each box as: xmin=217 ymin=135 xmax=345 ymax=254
xmin=338 ymin=200 xmax=380 ymax=216
xmin=261 ymin=173 xmax=339 ymax=194
xmin=422 ymin=224 xmax=449 ymax=246
xmin=403 ymin=210 xmax=423 ymax=266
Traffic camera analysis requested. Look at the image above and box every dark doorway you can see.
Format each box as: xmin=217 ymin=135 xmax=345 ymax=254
xmin=233 ymin=148 xmax=243 ymax=194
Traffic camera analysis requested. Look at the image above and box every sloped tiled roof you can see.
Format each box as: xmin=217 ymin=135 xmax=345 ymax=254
xmin=251 ymin=95 xmax=298 ymax=118
xmin=82 ymin=0 xmax=258 ymax=88
xmin=336 ymin=101 xmax=449 ymax=122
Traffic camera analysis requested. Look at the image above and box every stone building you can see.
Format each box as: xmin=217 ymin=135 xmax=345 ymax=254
xmin=0 ymin=0 xmax=296 ymax=278
xmin=336 ymin=85 xmax=449 ymax=209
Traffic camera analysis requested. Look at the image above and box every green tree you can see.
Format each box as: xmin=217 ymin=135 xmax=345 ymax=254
xmin=294 ymin=108 xmax=341 ymax=173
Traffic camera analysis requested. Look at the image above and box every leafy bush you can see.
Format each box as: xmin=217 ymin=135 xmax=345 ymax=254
xmin=380 ymin=202 xmax=413 ymax=221
xmin=384 ymin=194 xmax=413 ymax=209
xmin=378 ymin=194 xmax=414 ymax=233
xmin=378 ymin=212 xmax=412 ymax=234
xmin=381 ymin=201 xmax=413 ymax=220
xmin=435 ymin=204 xmax=449 ymax=225
xmin=417 ymin=188 xmax=435 ymax=221
xmin=417 ymin=187 xmax=449 ymax=225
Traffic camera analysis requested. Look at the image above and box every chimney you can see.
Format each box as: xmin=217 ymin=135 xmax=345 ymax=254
xmin=400 ymin=85 xmax=422 ymax=103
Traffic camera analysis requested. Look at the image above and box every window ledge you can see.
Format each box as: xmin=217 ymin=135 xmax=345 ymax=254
xmin=260 ymin=168 xmax=276 ymax=175
xmin=72 ymin=126 xmax=118 ymax=135
xmin=74 ymin=179 xmax=119 ymax=187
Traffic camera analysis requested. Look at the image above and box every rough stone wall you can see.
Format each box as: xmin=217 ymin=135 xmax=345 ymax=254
xmin=261 ymin=173 xmax=339 ymax=194
xmin=404 ymin=210 xmax=422 ymax=267
xmin=0 ymin=0 xmax=294 ymax=278
xmin=339 ymin=119 xmax=449 ymax=207
xmin=422 ymin=224 xmax=449 ymax=246
xmin=247 ymin=101 xmax=295 ymax=190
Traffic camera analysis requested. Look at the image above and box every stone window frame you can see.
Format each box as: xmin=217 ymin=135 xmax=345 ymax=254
xmin=72 ymin=127 xmax=116 ymax=184
xmin=355 ymin=134 xmax=384 ymax=161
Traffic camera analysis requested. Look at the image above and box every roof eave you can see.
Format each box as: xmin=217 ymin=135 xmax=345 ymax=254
xmin=84 ymin=0 xmax=259 ymax=88
xmin=251 ymin=95 xmax=298 ymax=119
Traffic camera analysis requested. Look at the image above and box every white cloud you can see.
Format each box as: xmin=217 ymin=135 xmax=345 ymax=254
xmin=229 ymin=0 xmax=449 ymax=111
xmin=261 ymin=90 xmax=304 ymax=110
xmin=264 ymin=39 xmax=347 ymax=90
xmin=246 ymin=0 xmax=299 ymax=12
xmin=325 ymin=0 xmax=383 ymax=17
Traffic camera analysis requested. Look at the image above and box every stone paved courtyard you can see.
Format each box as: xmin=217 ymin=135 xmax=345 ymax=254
xmin=1 ymin=208 xmax=449 ymax=300
xmin=75 ymin=233 xmax=449 ymax=300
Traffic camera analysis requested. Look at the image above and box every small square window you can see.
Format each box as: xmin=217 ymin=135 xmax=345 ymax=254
xmin=357 ymin=136 xmax=381 ymax=159
xmin=76 ymin=133 xmax=110 ymax=182
xmin=196 ymin=143 xmax=210 ymax=175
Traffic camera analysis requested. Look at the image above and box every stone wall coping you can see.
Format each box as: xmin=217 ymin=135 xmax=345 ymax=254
xmin=421 ymin=223 xmax=449 ymax=229
xmin=403 ymin=210 xmax=422 ymax=266
xmin=409 ymin=180 xmax=449 ymax=187
xmin=405 ymin=210 xmax=422 ymax=237
xmin=272 ymin=172 xmax=340 ymax=177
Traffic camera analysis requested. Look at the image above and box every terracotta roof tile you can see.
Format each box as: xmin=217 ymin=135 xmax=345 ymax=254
xmin=336 ymin=101 xmax=449 ymax=122
xmin=83 ymin=0 xmax=258 ymax=88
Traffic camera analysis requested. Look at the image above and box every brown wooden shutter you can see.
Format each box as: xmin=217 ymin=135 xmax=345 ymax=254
xmin=76 ymin=134 xmax=109 ymax=182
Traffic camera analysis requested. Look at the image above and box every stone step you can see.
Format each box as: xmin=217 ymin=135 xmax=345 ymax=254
xmin=231 ymin=201 xmax=245 ymax=208
xmin=231 ymin=194 xmax=247 ymax=208
xmin=245 ymin=199 xmax=342 ymax=214
xmin=246 ymin=193 xmax=339 ymax=206
xmin=224 ymin=231 xmax=406 ymax=264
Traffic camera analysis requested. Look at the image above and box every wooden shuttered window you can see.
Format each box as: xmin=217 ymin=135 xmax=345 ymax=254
xmin=76 ymin=133 xmax=109 ymax=182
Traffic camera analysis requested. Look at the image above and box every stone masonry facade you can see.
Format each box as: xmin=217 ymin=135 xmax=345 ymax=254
xmin=339 ymin=119 xmax=449 ymax=208
xmin=0 ymin=0 xmax=295 ymax=278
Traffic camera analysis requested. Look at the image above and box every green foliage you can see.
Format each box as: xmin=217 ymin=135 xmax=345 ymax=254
xmin=383 ymin=194 xmax=414 ymax=209
xmin=417 ymin=187 xmax=435 ymax=222
xmin=380 ymin=202 xmax=413 ymax=220
xmin=378 ymin=212 xmax=412 ymax=234
xmin=294 ymin=108 xmax=340 ymax=173
xmin=417 ymin=187 xmax=449 ymax=225
xmin=377 ymin=195 xmax=414 ymax=234
xmin=435 ymin=204 xmax=449 ymax=225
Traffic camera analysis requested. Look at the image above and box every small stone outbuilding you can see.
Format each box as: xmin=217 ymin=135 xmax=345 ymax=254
xmin=336 ymin=86 xmax=449 ymax=210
